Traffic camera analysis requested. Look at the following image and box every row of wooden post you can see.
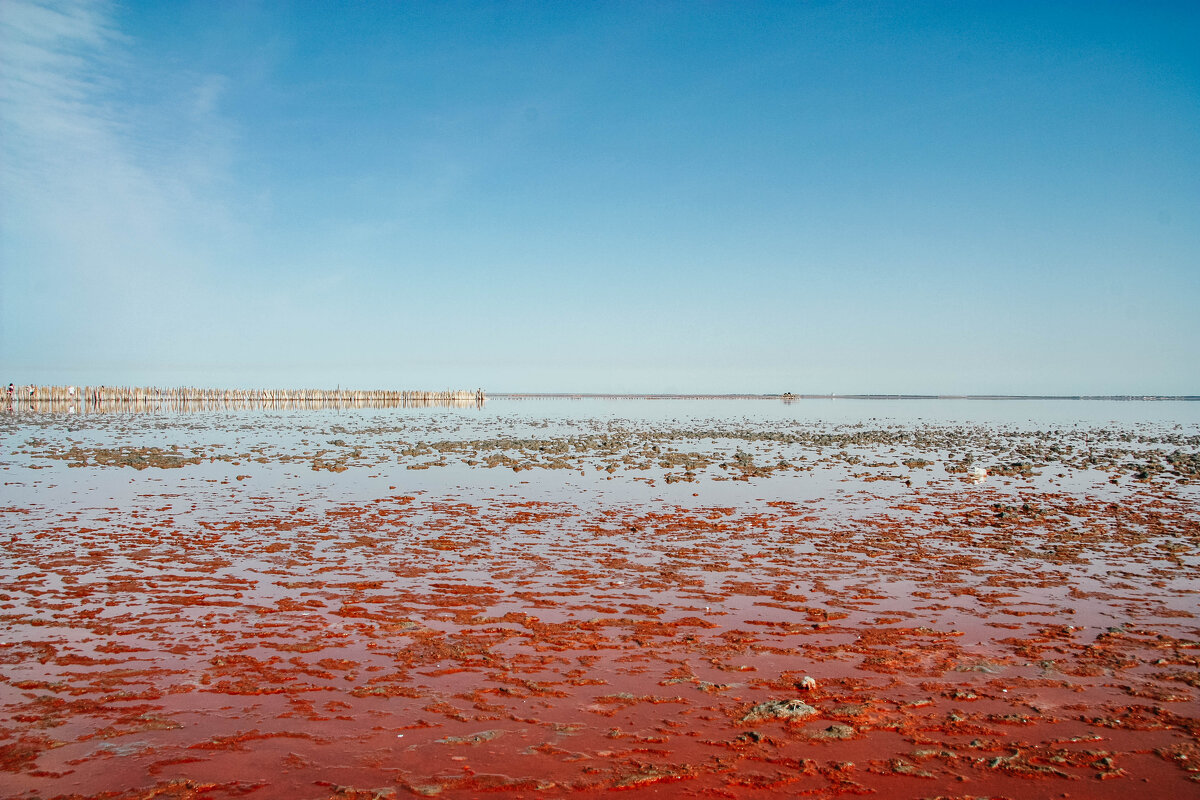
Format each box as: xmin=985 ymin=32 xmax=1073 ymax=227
xmin=4 ymin=386 xmax=486 ymax=413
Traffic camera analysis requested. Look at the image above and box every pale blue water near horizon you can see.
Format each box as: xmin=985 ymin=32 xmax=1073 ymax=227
xmin=481 ymin=396 xmax=1200 ymax=428
xmin=6 ymin=394 xmax=1196 ymax=514
xmin=7 ymin=393 xmax=1199 ymax=428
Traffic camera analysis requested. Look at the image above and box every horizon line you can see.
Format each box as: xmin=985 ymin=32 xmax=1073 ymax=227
xmin=6 ymin=385 xmax=1198 ymax=402
xmin=492 ymin=393 xmax=1200 ymax=401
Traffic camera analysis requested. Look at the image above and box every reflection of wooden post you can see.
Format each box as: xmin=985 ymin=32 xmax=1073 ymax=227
xmin=43 ymin=385 xmax=487 ymax=412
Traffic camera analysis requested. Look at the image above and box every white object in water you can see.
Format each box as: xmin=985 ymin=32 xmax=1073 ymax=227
xmin=968 ymin=466 xmax=988 ymax=483
xmin=800 ymin=675 xmax=817 ymax=690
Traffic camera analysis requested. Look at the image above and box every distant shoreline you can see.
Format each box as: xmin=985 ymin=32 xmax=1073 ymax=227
xmin=492 ymin=393 xmax=1200 ymax=401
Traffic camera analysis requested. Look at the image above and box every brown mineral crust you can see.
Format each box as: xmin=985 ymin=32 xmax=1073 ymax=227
xmin=42 ymin=446 xmax=204 ymax=470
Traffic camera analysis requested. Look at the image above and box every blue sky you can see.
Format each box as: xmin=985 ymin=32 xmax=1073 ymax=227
xmin=2 ymin=1 xmax=1197 ymax=394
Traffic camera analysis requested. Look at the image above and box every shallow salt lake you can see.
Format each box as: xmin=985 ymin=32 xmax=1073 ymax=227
xmin=1 ymin=399 xmax=1198 ymax=799
xmin=488 ymin=395 xmax=1200 ymax=426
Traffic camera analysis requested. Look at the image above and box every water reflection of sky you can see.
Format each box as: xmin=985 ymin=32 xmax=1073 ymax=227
xmin=485 ymin=396 xmax=1200 ymax=427
xmin=6 ymin=396 xmax=1199 ymax=429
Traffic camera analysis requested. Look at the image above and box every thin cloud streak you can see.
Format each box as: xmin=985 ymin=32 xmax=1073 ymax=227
xmin=2 ymin=0 xmax=125 ymax=199
xmin=2 ymin=1 xmax=251 ymax=381
xmin=0 ymin=1 xmax=391 ymax=386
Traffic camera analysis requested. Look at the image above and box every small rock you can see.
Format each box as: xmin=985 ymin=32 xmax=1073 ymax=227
xmin=812 ymin=723 xmax=856 ymax=740
xmin=739 ymin=699 xmax=818 ymax=724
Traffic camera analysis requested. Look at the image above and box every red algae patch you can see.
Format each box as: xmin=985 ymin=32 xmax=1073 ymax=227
xmin=1 ymin=483 xmax=1198 ymax=799
xmin=1 ymin=405 xmax=1198 ymax=799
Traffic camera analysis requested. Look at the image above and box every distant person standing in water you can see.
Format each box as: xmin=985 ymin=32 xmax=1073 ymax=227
xmin=6 ymin=383 xmax=13 ymax=400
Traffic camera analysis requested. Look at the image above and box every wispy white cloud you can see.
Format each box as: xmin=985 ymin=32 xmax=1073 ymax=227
xmin=0 ymin=1 xmax=395 ymax=386
xmin=2 ymin=0 xmax=129 ymax=218
xmin=0 ymin=0 xmax=249 ymax=379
